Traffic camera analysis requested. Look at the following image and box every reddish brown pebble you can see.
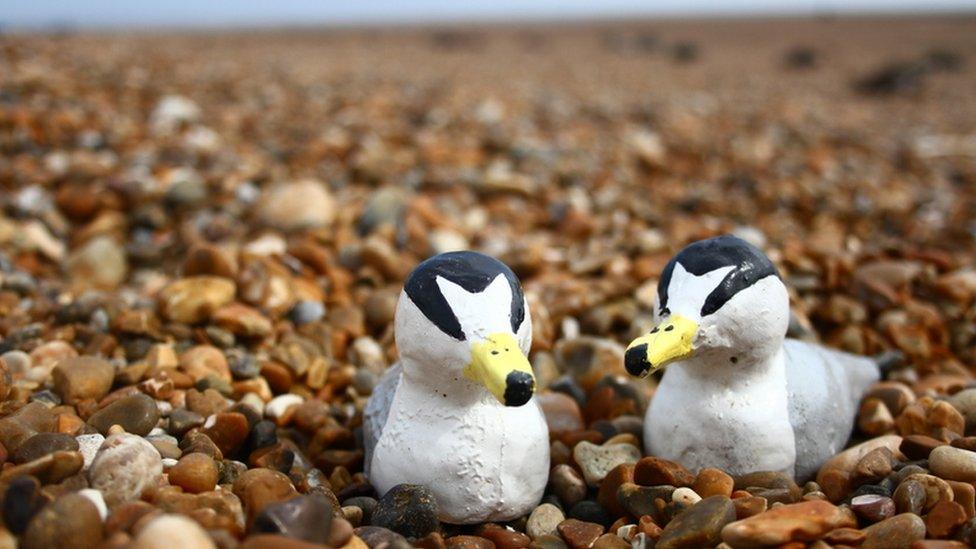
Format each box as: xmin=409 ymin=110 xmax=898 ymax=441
xmin=925 ymin=499 xmax=967 ymax=538
xmin=633 ymin=457 xmax=694 ymax=487
xmin=557 ymin=519 xmax=605 ymax=549
xmin=596 ymin=463 xmax=634 ymax=519
xmin=693 ymin=468 xmax=734 ymax=498
xmin=167 ymin=452 xmax=218 ymax=493
xmin=721 ymin=500 xmax=856 ymax=547
xmin=901 ymin=434 xmax=945 ymax=460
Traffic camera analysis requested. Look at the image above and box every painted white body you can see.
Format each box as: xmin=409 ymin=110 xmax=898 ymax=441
xmin=646 ymin=339 xmax=878 ymax=479
xmin=368 ymin=366 xmax=549 ymax=523
xmin=644 ymin=264 xmax=880 ymax=480
xmin=364 ymin=271 xmax=549 ymax=524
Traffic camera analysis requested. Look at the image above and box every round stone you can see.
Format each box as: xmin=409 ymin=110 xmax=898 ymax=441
xmin=929 ymin=445 xmax=976 ymax=482
xmin=371 ymin=484 xmax=439 ymax=539
xmin=52 ymin=356 xmax=114 ymax=404
xmin=88 ymin=433 xmax=163 ymax=508
xmin=527 ymin=503 xmax=565 ymax=539
xmin=132 ymin=514 xmax=216 ymax=549
xmin=87 ymin=393 xmax=161 ymax=436
xmin=168 ymin=452 xmax=218 ymax=493
xmin=22 ymin=493 xmax=103 ymax=549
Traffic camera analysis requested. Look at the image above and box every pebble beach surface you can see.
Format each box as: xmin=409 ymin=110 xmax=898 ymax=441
xmin=1 ymin=15 xmax=976 ymax=549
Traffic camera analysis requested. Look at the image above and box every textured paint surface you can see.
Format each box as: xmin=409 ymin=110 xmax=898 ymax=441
xmin=643 ymin=244 xmax=879 ymax=481
xmin=365 ymin=253 xmax=548 ymax=523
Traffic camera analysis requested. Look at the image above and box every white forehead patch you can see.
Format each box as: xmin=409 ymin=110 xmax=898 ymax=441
xmin=436 ymin=274 xmax=513 ymax=340
xmin=661 ymin=263 xmax=735 ymax=321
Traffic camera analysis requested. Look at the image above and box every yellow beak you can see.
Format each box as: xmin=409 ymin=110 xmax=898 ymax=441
xmin=463 ymin=332 xmax=535 ymax=406
xmin=625 ymin=314 xmax=698 ymax=378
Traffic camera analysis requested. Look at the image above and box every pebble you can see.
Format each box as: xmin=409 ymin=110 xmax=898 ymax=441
xmin=656 ymin=495 xmax=736 ymax=549
xmin=159 ymin=276 xmax=237 ymax=324
xmin=693 ymin=468 xmax=735 ymax=498
xmin=88 ymin=433 xmax=163 ymax=508
xmin=947 ymin=389 xmax=976 ymax=431
xmin=233 ymin=468 xmax=298 ymax=526
xmin=253 ymin=494 xmax=334 ymax=544
xmin=0 ymin=401 xmax=56 ymax=453
xmin=167 ymin=452 xmax=218 ymax=493
xmin=354 ymin=526 xmax=409 ymax=548
xmin=549 ymin=464 xmax=587 ymax=507
xmin=852 ymin=494 xmax=897 ymax=522
xmin=478 ymin=523 xmax=531 ymax=548
xmin=816 ymin=435 xmax=903 ymax=501
xmin=2 ymin=476 xmax=44 ymax=534
xmin=52 ymin=356 xmax=115 ymax=404
xmin=557 ymin=519 xmax=605 ymax=549
xmin=538 ymin=392 xmax=585 ymax=433
xmin=572 ymin=441 xmax=641 ymax=487
xmin=925 ymin=499 xmax=967 ymax=538
xmin=257 ymin=179 xmax=336 ymax=231
xmin=76 ymin=433 xmax=105 ymax=469
xmin=929 ymin=445 xmax=976 ymax=482
xmin=720 ymin=500 xmax=856 ymax=547
xmin=265 ymin=394 xmax=304 ymax=424
xmin=21 ymin=493 xmax=103 ymax=549
xmin=862 ymin=512 xmax=927 ymax=549
xmin=634 ymin=456 xmax=695 ymax=487
xmin=180 ymin=345 xmax=232 ymax=382
xmin=371 ymin=483 xmax=439 ymax=539
xmin=13 ymin=432 xmax=79 ymax=464
xmin=87 ymin=393 xmax=161 ymax=436
xmin=132 ymin=514 xmax=216 ymax=549
xmin=65 ymin=235 xmax=128 ymax=291
xmin=527 ymin=503 xmax=566 ymax=539
xmin=290 ymin=300 xmax=325 ymax=325
xmin=78 ymin=488 xmax=108 ymax=520
xmin=596 ymin=463 xmax=634 ymax=518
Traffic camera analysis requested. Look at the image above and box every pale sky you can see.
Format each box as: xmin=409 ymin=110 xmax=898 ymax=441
xmin=2 ymin=0 xmax=973 ymax=29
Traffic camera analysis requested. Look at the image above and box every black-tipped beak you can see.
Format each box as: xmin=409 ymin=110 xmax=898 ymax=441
xmin=504 ymin=370 xmax=534 ymax=407
xmin=625 ymin=343 xmax=650 ymax=377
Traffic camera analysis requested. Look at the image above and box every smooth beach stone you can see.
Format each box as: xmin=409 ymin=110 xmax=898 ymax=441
xmin=549 ymin=464 xmax=587 ymax=507
xmin=925 ymin=499 xmax=967 ymax=538
xmin=52 ymin=356 xmax=114 ymax=404
xmin=596 ymin=463 xmax=634 ymax=519
xmin=0 ymin=450 xmax=83 ymax=484
xmin=88 ymin=433 xmax=163 ymax=508
xmin=354 ymin=526 xmax=409 ymax=548
xmin=158 ymin=276 xmax=236 ymax=324
xmin=232 ymin=468 xmax=299 ymax=526
xmin=12 ymin=432 xmax=79 ymax=464
xmin=76 ymin=433 xmax=105 ymax=469
xmin=851 ymin=494 xmax=896 ymax=522
xmin=656 ymin=495 xmax=736 ymax=549
xmin=21 ymin=493 xmax=103 ymax=549
xmin=720 ymin=500 xmax=856 ymax=547
xmin=817 ymin=435 xmax=904 ymax=501
xmin=557 ymin=519 xmax=604 ymax=549
xmin=132 ymin=514 xmax=216 ymax=549
xmin=573 ymin=441 xmax=641 ymax=487
xmin=527 ymin=503 xmax=565 ymax=539
xmin=634 ymin=457 xmax=695 ymax=488
xmin=0 ymin=402 xmax=56 ymax=453
xmin=372 ymin=484 xmax=439 ymax=539
xmin=617 ymin=482 xmax=675 ymax=518
xmin=253 ymin=494 xmax=333 ymax=544
xmin=929 ymin=445 xmax=976 ymax=482
xmin=167 ymin=452 xmax=218 ymax=493
xmin=478 ymin=523 xmax=531 ymax=548
xmin=693 ymin=468 xmax=735 ymax=498
xmin=2 ymin=476 xmax=45 ymax=534
xmin=87 ymin=393 xmax=160 ymax=436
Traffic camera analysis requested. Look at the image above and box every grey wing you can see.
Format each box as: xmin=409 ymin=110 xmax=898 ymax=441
xmin=784 ymin=339 xmax=880 ymax=480
xmin=363 ymin=362 xmax=402 ymax=477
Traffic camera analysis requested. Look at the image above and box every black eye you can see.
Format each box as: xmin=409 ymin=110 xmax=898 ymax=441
xmin=664 ymin=325 xmax=674 ymax=332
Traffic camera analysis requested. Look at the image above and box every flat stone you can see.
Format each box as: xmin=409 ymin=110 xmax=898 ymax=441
xmin=159 ymin=276 xmax=236 ymax=324
xmin=257 ymin=179 xmax=336 ymax=231
xmin=721 ymin=500 xmax=856 ymax=547
xmin=573 ymin=441 xmax=641 ymax=487
xmin=87 ymin=393 xmax=160 ymax=436
xmin=634 ymin=457 xmax=695 ymax=488
xmin=925 ymin=499 xmax=967 ymax=538
xmin=900 ymin=434 xmax=944 ymax=460
xmin=52 ymin=356 xmax=114 ymax=404
xmin=617 ymin=482 xmax=675 ymax=519
xmin=930 ymin=445 xmax=976 ymax=482
xmin=538 ymin=392 xmax=585 ymax=433
xmin=861 ymin=513 xmax=926 ymax=549
xmin=527 ymin=503 xmax=566 ymax=539
xmin=656 ymin=495 xmax=736 ymax=549
xmin=13 ymin=432 xmax=79 ymax=464
xmin=851 ymin=494 xmax=896 ymax=522
xmin=557 ymin=519 xmax=604 ymax=549
xmin=0 ymin=450 xmax=83 ymax=484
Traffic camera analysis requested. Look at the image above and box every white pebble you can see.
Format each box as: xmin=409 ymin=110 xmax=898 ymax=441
xmin=76 ymin=433 xmax=105 ymax=470
xmin=78 ymin=488 xmax=108 ymax=520
xmin=266 ymin=394 xmax=304 ymax=421
xmin=162 ymin=458 xmax=179 ymax=468
xmin=88 ymin=433 xmax=162 ymax=508
xmin=672 ymin=487 xmax=702 ymax=505
xmin=132 ymin=514 xmax=215 ymax=549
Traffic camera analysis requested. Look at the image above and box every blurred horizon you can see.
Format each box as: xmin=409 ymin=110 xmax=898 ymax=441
xmin=2 ymin=0 xmax=975 ymax=30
